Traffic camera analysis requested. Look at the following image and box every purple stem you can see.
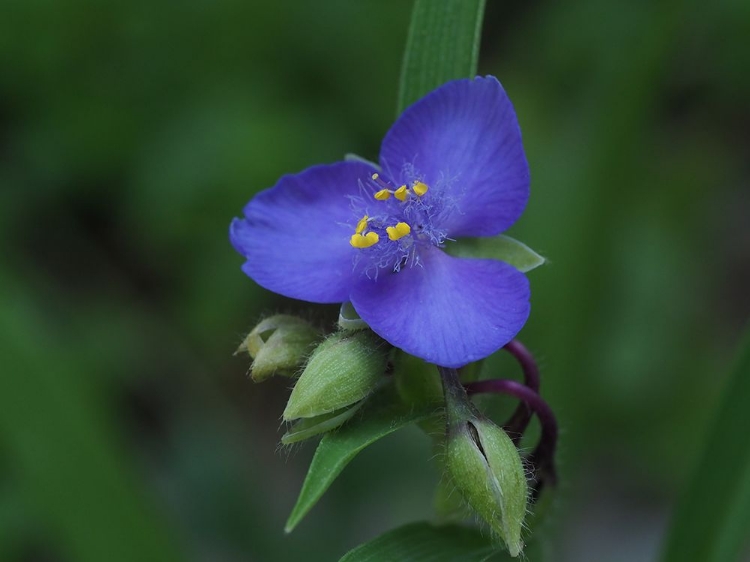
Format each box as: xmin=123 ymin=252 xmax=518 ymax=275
xmin=465 ymin=378 xmax=558 ymax=498
xmin=504 ymin=340 xmax=540 ymax=392
xmin=502 ymin=340 xmax=541 ymax=442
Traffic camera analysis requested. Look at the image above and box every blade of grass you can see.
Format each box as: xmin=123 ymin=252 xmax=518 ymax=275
xmin=661 ymin=327 xmax=750 ymax=562
xmin=0 ymin=273 xmax=184 ymax=562
xmin=397 ymin=0 xmax=486 ymax=114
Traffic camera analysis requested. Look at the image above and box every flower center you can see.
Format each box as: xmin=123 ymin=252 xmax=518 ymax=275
xmin=348 ymin=170 xmax=449 ymax=277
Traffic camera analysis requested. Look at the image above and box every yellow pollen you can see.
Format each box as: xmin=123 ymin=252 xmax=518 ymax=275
xmin=350 ymin=231 xmax=379 ymax=249
xmin=355 ymin=215 xmax=369 ymax=234
xmin=374 ymin=189 xmax=391 ymax=201
xmin=394 ymin=185 xmax=408 ymax=201
xmin=386 ymin=222 xmax=411 ymax=241
xmin=371 ymin=173 xmax=380 ymax=180
xmin=412 ymin=181 xmax=429 ymax=196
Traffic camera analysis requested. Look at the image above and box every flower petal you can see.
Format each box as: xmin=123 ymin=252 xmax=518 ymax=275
xmin=350 ymin=248 xmax=530 ymax=367
xmin=230 ymin=161 xmax=376 ymax=303
xmin=379 ymin=76 xmax=529 ymax=237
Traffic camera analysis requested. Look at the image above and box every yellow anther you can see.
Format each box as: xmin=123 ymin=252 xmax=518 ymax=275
xmin=355 ymin=215 xmax=369 ymax=234
xmin=412 ymin=181 xmax=429 ymax=196
xmin=374 ymin=189 xmax=391 ymax=201
xmin=394 ymin=185 xmax=408 ymax=201
xmin=386 ymin=222 xmax=411 ymax=241
xmin=350 ymin=231 xmax=379 ymax=249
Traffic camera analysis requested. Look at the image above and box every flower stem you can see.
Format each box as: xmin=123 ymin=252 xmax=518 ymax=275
xmin=437 ymin=365 xmax=477 ymax=426
xmin=504 ymin=339 xmax=540 ymax=392
xmin=502 ymin=339 xmax=541 ymax=443
xmin=464 ymin=378 xmax=558 ymax=499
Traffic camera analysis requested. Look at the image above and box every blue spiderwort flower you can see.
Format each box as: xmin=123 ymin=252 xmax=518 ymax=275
xmin=230 ymin=76 xmax=531 ymax=368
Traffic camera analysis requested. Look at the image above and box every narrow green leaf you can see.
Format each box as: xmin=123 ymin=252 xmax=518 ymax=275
xmin=661 ymin=327 xmax=750 ymax=562
xmin=397 ymin=0 xmax=486 ymax=114
xmin=285 ymin=386 xmax=434 ymax=532
xmin=281 ymin=401 xmax=364 ymax=445
xmin=446 ymin=235 xmax=546 ymax=273
xmin=338 ymin=522 xmax=514 ymax=562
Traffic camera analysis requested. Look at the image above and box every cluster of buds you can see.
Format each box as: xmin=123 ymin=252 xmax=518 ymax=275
xmin=236 ymin=312 xmax=557 ymax=558
xmin=236 ymin=310 xmax=391 ymax=443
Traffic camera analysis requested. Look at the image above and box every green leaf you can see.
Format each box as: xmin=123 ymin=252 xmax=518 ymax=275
xmin=446 ymin=235 xmax=546 ymax=273
xmin=661 ymin=327 xmax=750 ymax=562
xmin=285 ymin=386 xmax=435 ymax=532
xmin=338 ymin=522 xmax=515 ymax=562
xmin=281 ymin=401 xmax=364 ymax=445
xmin=397 ymin=0 xmax=486 ymax=114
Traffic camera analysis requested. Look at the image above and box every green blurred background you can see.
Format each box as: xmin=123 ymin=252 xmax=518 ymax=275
xmin=1 ymin=0 xmax=748 ymax=560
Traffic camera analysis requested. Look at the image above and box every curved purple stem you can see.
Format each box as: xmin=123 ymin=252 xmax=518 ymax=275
xmin=465 ymin=378 xmax=558 ymax=499
xmin=504 ymin=340 xmax=540 ymax=392
xmin=502 ymin=340 xmax=540 ymax=442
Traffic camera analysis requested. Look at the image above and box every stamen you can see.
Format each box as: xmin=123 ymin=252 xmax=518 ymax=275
xmin=386 ymin=222 xmax=411 ymax=241
xmin=374 ymin=189 xmax=391 ymax=201
xmin=355 ymin=215 xmax=369 ymax=234
xmin=371 ymin=173 xmax=392 ymax=190
xmin=350 ymin=231 xmax=379 ymax=249
xmin=394 ymin=185 xmax=408 ymax=201
xmin=412 ymin=181 xmax=429 ymax=196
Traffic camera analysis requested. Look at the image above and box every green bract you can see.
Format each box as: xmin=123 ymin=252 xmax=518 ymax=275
xmin=281 ymin=402 xmax=364 ymax=445
xmin=283 ymin=331 xmax=389 ymax=420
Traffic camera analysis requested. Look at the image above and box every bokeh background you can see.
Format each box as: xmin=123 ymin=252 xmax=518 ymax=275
xmin=1 ymin=1 xmax=748 ymax=561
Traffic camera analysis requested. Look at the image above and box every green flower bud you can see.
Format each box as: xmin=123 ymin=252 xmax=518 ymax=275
xmin=236 ymin=315 xmax=321 ymax=382
xmin=283 ymin=331 xmax=389 ymax=420
xmin=446 ymin=416 xmax=528 ymax=557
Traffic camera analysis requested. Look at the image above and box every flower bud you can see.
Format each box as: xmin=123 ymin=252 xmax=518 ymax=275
xmin=236 ymin=315 xmax=321 ymax=382
xmin=445 ymin=416 xmax=528 ymax=557
xmin=283 ymin=331 xmax=389 ymax=420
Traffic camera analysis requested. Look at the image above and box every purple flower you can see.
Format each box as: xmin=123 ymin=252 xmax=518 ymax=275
xmin=230 ymin=76 xmax=531 ymax=368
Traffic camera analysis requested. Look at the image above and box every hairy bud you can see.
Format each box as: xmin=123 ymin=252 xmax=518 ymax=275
xmin=237 ymin=315 xmax=321 ymax=382
xmin=446 ymin=417 xmax=528 ymax=557
xmin=283 ymin=331 xmax=389 ymax=420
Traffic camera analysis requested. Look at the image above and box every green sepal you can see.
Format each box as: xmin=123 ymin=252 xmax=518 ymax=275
xmin=446 ymin=235 xmax=545 ymax=273
xmin=281 ymin=401 xmax=364 ymax=445
xmin=283 ymin=331 xmax=389 ymax=420
xmin=338 ymin=301 xmax=369 ymax=331
xmin=445 ymin=418 xmax=528 ymax=557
